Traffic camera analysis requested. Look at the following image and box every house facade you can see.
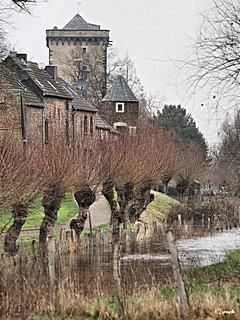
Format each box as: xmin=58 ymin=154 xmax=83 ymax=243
xmin=0 ymin=53 xmax=103 ymax=146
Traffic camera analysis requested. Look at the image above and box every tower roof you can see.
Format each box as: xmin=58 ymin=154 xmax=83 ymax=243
xmin=102 ymin=75 xmax=138 ymax=102
xmin=63 ymin=14 xmax=100 ymax=30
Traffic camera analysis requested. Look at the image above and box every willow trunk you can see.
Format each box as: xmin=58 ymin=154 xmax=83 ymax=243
xmin=4 ymin=203 xmax=28 ymax=256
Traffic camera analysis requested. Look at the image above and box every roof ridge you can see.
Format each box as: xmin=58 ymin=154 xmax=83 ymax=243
xmin=102 ymin=75 xmax=138 ymax=102
xmin=63 ymin=13 xmax=100 ymax=30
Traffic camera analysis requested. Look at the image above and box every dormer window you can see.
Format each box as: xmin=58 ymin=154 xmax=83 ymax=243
xmin=116 ymin=103 xmax=124 ymax=113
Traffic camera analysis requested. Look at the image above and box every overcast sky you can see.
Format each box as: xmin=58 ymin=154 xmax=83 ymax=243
xmin=5 ymin=0 xmax=225 ymax=145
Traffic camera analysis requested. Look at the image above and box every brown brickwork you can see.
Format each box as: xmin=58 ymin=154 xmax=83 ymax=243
xmin=25 ymin=107 xmax=44 ymax=144
xmin=99 ymin=101 xmax=139 ymax=131
xmin=0 ymin=89 xmax=20 ymax=133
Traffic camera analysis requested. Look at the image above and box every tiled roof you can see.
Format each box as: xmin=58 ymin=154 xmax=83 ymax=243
xmin=102 ymin=75 xmax=138 ymax=102
xmin=4 ymin=56 xmax=72 ymax=100
xmin=0 ymin=63 xmax=44 ymax=107
xmin=24 ymin=61 xmax=71 ymax=99
xmin=63 ymin=14 xmax=100 ymax=31
xmin=96 ymin=113 xmax=111 ymax=130
xmin=57 ymin=77 xmax=98 ymax=112
xmin=22 ymin=91 xmax=44 ymax=107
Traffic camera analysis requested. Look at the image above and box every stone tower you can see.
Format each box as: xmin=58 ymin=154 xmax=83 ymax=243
xmin=100 ymin=75 xmax=139 ymax=134
xmin=46 ymin=14 xmax=110 ymax=103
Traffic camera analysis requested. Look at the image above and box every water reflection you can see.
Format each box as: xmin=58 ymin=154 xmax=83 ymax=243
xmin=177 ymin=228 xmax=240 ymax=266
xmin=122 ymin=228 xmax=240 ymax=267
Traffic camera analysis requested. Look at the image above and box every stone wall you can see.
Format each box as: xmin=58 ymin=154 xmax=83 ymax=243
xmin=46 ymin=29 xmax=109 ymax=82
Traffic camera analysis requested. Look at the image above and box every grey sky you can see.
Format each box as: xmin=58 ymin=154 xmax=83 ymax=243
xmin=6 ymin=0 xmax=223 ymax=145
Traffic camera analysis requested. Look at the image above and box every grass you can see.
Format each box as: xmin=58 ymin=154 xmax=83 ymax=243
xmin=87 ymin=250 xmax=240 ymax=319
xmin=29 ymin=282 xmax=240 ymax=320
xmin=140 ymin=191 xmax=179 ymax=223
xmin=187 ymin=250 xmax=240 ymax=283
xmin=0 ymin=194 xmax=78 ymax=232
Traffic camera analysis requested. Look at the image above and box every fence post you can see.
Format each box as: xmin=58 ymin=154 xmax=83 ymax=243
xmin=88 ymin=209 xmax=93 ymax=238
xmin=47 ymin=236 xmax=57 ymax=311
xmin=113 ymin=240 xmax=124 ymax=317
xmin=166 ymin=230 xmax=190 ymax=316
xmin=178 ymin=214 xmax=182 ymax=226
xmin=208 ymin=217 xmax=211 ymax=229
xmin=201 ymin=214 xmax=204 ymax=228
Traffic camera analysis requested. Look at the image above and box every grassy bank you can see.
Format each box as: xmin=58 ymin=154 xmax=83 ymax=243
xmin=0 ymin=194 xmax=78 ymax=232
xmin=141 ymin=191 xmax=179 ymax=223
xmin=23 ymin=284 xmax=240 ymax=320
xmin=187 ymin=250 xmax=240 ymax=284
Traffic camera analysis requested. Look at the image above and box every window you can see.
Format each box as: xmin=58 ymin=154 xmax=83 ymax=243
xmin=90 ymin=116 xmax=93 ymax=134
xmin=84 ymin=115 xmax=88 ymax=135
xmin=66 ymin=101 xmax=69 ymax=111
xmin=66 ymin=119 xmax=69 ymax=145
xmin=129 ymin=127 xmax=137 ymax=136
xmin=116 ymin=103 xmax=124 ymax=113
xmin=44 ymin=119 xmax=49 ymax=144
xmin=35 ymin=78 xmax=44 ymax=88
xmin=47 ymin=81 xmax=57 ymax=91
xmin=82 ymin=47 xmax=87 ymax=56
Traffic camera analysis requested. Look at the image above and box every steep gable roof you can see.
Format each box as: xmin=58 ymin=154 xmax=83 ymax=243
xmin=4 ymin=56 xmax=72 ymax=100
xmin=0 ymin=63 xmax=44 ymax=107
xmin=23 ymin=61 xmax=71 ymax=99
xmin=102 ymin=75 xmax=138 ymax=102
xmin=96 ymin=113 xmax=111 ymax=130
xmin=63 ymin=14 xmax=100 ymax=31
xmin=57 ymin=77 xmax=98 ymax=112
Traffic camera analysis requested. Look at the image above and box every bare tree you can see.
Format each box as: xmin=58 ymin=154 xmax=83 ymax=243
xmin=184 ymin=0 xmax=240 ymax=106
xmin=63 ymin=46 xmax=106 ymax=106
xmin=176 ymin=144 xmax=207 ymax=201
xmin=4 ymin=0 xmax=41 ymax=12
xmin=107 ymin=50 xmax=144 ymax=98
xmin=70 ymin=141 xmax=102 ymax=240
xmin=33 ymin=140 xmax=76 ymax=253
xmin=0 ymin=135 xmax=39 ymax=255
xmin=101 ymin=125 xmax=180 ymax=241
xmin=216 ymin=110 xmax=240 ymax=193
xmin=0 ymin=0 xmax=45 ymax=60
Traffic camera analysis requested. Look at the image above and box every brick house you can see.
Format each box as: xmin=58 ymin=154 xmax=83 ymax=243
xmin=56 ymin=74 xmax=98 ymax=146
xmin=99 ymin=75 xmax=139 ymax=135
xmin=0 ymin=53 xmax=74 ymax=145
xmin=0 ymin=52 xmax=115 ymax=145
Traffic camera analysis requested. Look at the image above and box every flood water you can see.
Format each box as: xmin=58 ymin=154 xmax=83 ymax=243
xmin=2 ymin=228 xmax=240 ymax=315
xmin=69 ymin=228 xmax=240 ymax=296
xmin=123 ymin=228 xmax=240 ymax=267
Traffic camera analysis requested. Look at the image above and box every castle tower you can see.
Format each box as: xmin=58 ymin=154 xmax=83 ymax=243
xmin=100 ymin=75 xmax=139 ymax=134
xmin=46 ymin=14 xmax=110 ymax=103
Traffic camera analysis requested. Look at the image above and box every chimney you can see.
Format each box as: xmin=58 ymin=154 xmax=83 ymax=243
xmin=45 ymin=66 xmax=58 ymax=80
xmin=16 ymin=53 xmax=27 ymax=62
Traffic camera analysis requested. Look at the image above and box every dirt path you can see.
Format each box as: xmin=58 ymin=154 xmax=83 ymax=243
xmin=85 ymin=195 xmax=111 ymax=228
